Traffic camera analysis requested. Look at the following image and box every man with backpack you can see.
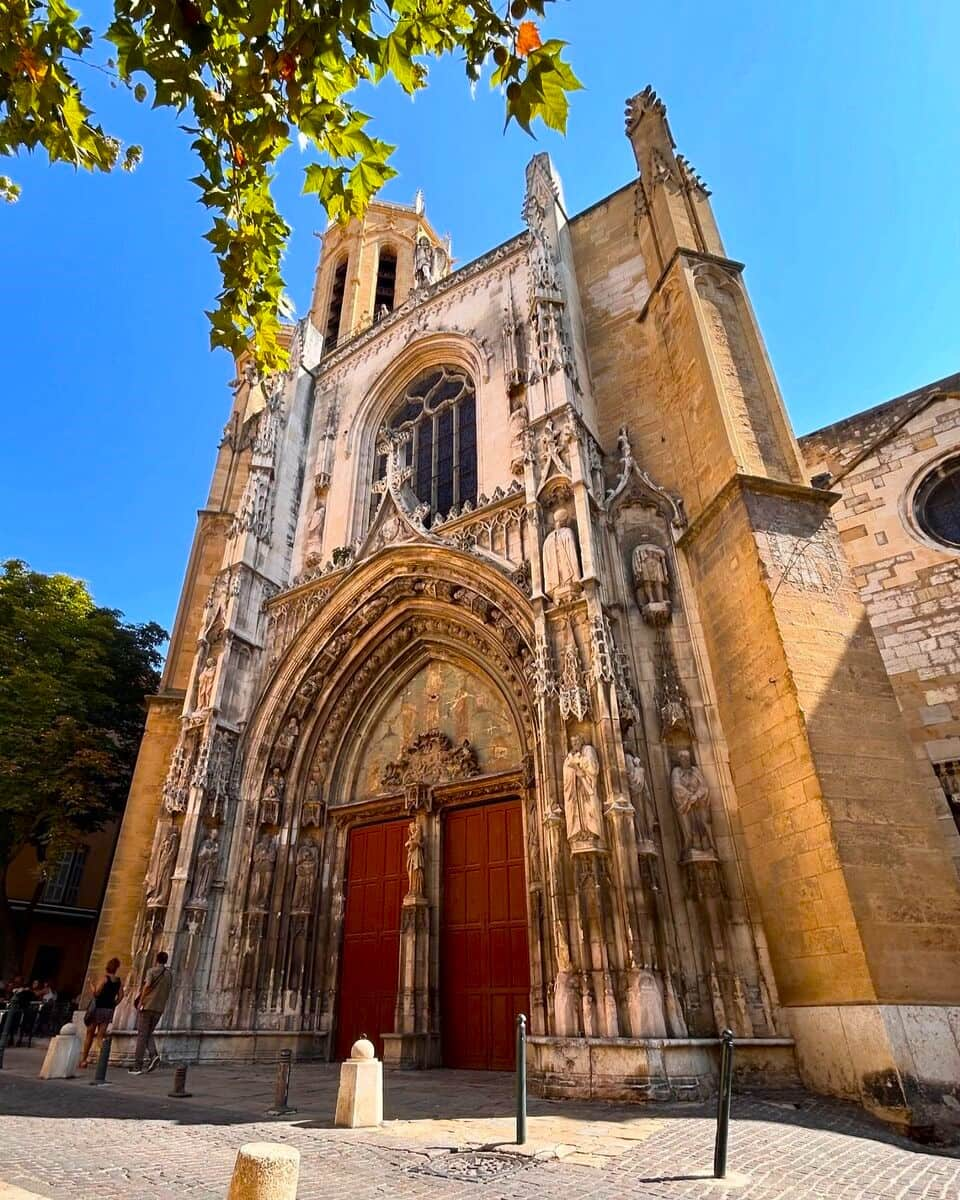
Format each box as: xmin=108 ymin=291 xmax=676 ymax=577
xmin=128 ymin=951 xmax=172 ymax=1075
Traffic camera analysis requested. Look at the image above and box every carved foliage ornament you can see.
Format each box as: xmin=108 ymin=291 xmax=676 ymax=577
xmin=382 ymin=730 xmax=480 ymax=789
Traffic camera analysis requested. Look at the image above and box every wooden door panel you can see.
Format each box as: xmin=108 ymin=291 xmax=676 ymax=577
xmin=336 ymin=820 xmax=405 ymax=1060
xmin=441 ymin=797 xmax=530 ymax=1071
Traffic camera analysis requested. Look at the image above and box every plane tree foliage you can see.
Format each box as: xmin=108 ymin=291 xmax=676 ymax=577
xmin=0 ymin=0 xmax=581 ymax=371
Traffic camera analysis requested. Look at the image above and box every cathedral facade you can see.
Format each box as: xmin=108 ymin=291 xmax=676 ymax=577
xmin=90 ymin=88 xmax=960 ymax=1136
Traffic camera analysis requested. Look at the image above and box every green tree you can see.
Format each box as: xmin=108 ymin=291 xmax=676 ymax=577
xmin=0 ymin=559 xmax=165 ymax=975
xmin=0 ymin=0 xmax=581 ymax=372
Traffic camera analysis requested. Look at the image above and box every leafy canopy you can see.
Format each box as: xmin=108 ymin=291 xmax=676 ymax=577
xmin=0 ymin=0 xmax=582 ymax=372
xmin=0 ymin=559 xmax=165 ymax=876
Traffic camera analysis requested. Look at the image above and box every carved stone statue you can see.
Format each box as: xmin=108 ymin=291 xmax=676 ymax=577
xmin=145 ymin=827 xmax=179 ymax=908
xmin=261 ymin=767 xmax=284 ymax=826
xmin=190 ymin=831 xmax=219 ymax=905
xmin=405 ymin=820 xmax=425 ymax=898
xmin=632 ymin=543 xmax=671 ymax=621
xmin=625 ymin=751 xmax=657 ymax=845
xmin=414 ymin=237 xmax=435 ymax=287
xmin=307 ymin=499 xmax=326 ymax=546
xmin=292 ymin=840 xmax=318 ymax=911
xmin=250 ymin=836 xmax=277 ymax=908
xmin=273 ymin=717 xmax=299 ymax=770
xmin=562 ymin=735 xmax=603 ymax=849
xmin=670 ymin=749 xmax=717 ymax=861
xmin=196 ymin=655 xmax=217 ymax=710
xmin=509 ymin=403 xmax=528 ymax=475
xmin=542 ymin=508 xmax=582 ymax=602
xmin=301 ymin=770 xmax=325 ymax=829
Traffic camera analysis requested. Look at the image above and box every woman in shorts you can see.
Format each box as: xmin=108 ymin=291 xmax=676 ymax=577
xmin=79 ymin=957 xmax=123 ymax=1068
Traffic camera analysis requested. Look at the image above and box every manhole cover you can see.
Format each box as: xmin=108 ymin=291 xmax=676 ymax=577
xmin=414 ymin=1151 xmax=529 ymax=1183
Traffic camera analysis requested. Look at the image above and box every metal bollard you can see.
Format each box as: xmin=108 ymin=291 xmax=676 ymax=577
xmin=0 ymin=1006 xmax=14 ymax=1070
xmin=90 ymin=1033 xmax=112 ymax=1085
xmin=267 ymin=1048 xmax=297 ymax=1115
xmin=515 ymin=1013 xmax=527 ymax=1146
xmin=168 ymin=1064 xmax=192 ymax=1098
xmin=713 ymin=1029 xmax=735 ymax=1179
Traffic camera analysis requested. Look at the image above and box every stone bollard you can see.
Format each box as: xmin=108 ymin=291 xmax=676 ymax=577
xmin=40 ymin=1022 xmax=82 ymax=1080
xmin=168 ymin=1064 xmax=192 ymax=1098
xmin=226 ymin=1142 xmax=299 ymax=1200
xmin=334 ymin=1037 xmax=382 ymax=1128
xmin=90 ymin=1033 xmax=112 ymax=1085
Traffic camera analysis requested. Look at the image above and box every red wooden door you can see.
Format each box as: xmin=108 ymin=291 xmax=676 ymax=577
xmin=441 ymin=798 xmax=529 ymax=1070
xmin=336 ymin=820 xmax=405 ymax=1060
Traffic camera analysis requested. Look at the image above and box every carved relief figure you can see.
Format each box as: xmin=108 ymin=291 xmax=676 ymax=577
xmin=405 ymin=820 xmax=426 ymax=897
xmin=625 ymin=751 xmax=657 ymax=845
xmin=542 ymin=508 xmax=581 ymax=602
xmin=273 ymin=717 xmax=299 ymax=769
xmin=195 ymin=655 xmax=217 ymax=710
xmin=562 ymin=735 xmax=603 ymax=848
xmin=261 ymin=767 xmax=284 ymax=825
xmin=250 ymin=836 xmax=277 ymax=908
xmin=292 ymin=841 xmax=319 ymax=911
xmin=190 ymin=831 xmax=219 ymax=905
xmin=670 ymin=750 xmax=717 ymax=861
xmin=414 ymin=236 xmax=434 ymax=287
xmin=307 ymin=499 xmax=326 ymax=547
xmin=632 ymin=543 xmax=671 ymax=620
xmin=509 ymin=403 xmax=528 ymax=475
xmin=301 ymin=769 xmax=326 ymax=829
xmin=145 ymin=827 xmax=180 ymax=908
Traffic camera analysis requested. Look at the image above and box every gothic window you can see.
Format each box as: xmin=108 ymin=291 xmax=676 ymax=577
xmin=372 ymin=366 xmax=477 ymax=519
xmin=324 ymin=256 xmax=348 ymax=350
xmin=374 ymin=247 xmax=397 ymax=318
xmin=915 ymin=456 xmax=960 ymax=549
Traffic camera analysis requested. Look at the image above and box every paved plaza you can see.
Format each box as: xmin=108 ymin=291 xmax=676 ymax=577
xmin=0 ymin=1043 xmax=958 ymax=1200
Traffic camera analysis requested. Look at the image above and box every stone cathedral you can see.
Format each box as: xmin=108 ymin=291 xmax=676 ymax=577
xmin=91 ymin=88 xmax=960 ymax=1137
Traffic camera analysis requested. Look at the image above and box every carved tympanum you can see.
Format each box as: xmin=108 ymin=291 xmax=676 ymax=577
xmin=381 ymin=731 xmax=480 ymax=789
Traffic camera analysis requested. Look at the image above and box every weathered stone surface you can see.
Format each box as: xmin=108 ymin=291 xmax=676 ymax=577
xmin=226 ymin=1143 xmax=299 ymax=1200
xmin=38 ymin=1024 xmax=81 ymax=1081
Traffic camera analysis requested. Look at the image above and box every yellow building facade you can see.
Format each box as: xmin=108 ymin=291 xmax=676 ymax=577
xmin=89 ymin=88 xmax=960 ymax=1138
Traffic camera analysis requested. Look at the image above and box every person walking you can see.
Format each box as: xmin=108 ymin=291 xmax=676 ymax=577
xmin=79 ymin=958 xmax=123 ymax=1068
xmin=128 ymin=951 xmax=172 ymax=1075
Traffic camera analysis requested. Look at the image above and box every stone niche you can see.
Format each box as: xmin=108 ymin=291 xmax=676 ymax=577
xmin=349 ymin=658 xmax=521 ymax=796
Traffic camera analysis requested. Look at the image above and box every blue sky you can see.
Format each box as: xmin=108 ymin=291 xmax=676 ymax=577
xmin=1 ymin=1 xmax=957 ymax=632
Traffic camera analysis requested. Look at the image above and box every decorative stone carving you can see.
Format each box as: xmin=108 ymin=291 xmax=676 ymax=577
xmin=195 ymin=655 xmax=217 ymax=710
xmin=509 ymin=403 xmax=528 ymax=476
xmin=381 ymin=731 xmax=480 ymax=789
xmin=670 ymin=750 xmax=718 ymax=862
xmin=558 ymin=622 xmax=591 ymax=722
xmin=292 ymin=840 xmax=318 ymax=912
xmin=605 ymin=425 xmax=687 ymax=531
xmin=562 ymin=735 xmax=603 ymax=850
xmin=301 ymin=767 xmax=326 ymax=828
xmin=632 ymin=543 xmax=671 ymax=623
xmin=414 ymin=236 xmax=445 ymax=288
xmin=261 ymin=766 xmax=284 ymax=826
xmin=273 ymin=716 xmax=299 ymax=770
xmin=250 ymin=835 xmax=277 ymax=909
xmin=542 ymin=508 xmax=582 ymax=602
xmin=404 ymin=821 xmax=425 ymax=898
xmin=625 ymin=752 xmax=658 ymax=849
xmin=189 ymin=831 xmax=219 ymax=906
xmin=162 ymin=742 xmax=191 ymax=815
xmin=145 ymin=827 xmax=180 ymax=908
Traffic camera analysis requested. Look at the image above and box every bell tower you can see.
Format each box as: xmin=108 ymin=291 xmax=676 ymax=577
xmin=310 ymin=194 xmax=451 ymax=353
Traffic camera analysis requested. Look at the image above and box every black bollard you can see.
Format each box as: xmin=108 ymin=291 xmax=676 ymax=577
xmin=90 ymin=1033 xmax=112 ymax=1085
xmin=0 ymin=1006 xmax=14 ymax=1070
xmin=168 ymin=1064 xmax=192 ymax=1098
xmin=515 ymin=1013 xmax=527 ymax=1146
xmin=713 ymin=1029 xmax=735 ymax=1179
xmin=267 ymin=1048 xmax=297 ymax=1115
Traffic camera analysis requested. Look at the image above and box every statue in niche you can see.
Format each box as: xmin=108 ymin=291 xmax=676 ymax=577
xmin=145 ymin=827 xmax=180 ymax=908
xmin=292 ymin=840 xmax=318 ymax=911
xmin=670 ymin=749 xmax=718 ymax=861
xmin=195 ymin=655 xmax=217 ymax=710
xmin=414 ymin=237 xmax=435 ymax=288
xmin=250 ymin=835 xmax=277 ymax=908
xmin=273 ymin=717 xmax=299 ymax=770
xmin=625 ymin=751 xmax=658 ymax=845
xmin=189 ymin=831 xmax=219 ymax=905
xmin=632 ymin=543 xmax=671 ymax=621
xmin=405 ymin=820 xmax=425 ymax=898
xmin=562 ymin=735 xmax=603 ymax=848
xmin=301 ymin=769 xmax=326 ymax=829
xmin=509 ymin=403 xmax=528 ymax=475
xmin=261 ymin=766 xmax=284 ymax=826
xmin=542 ymin=508 xmax=582 ymax=602
xmin=307 ymin=497 xmax=326 ymax=547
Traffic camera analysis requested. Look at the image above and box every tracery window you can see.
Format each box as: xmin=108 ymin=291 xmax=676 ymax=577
xmin=914 ymin=456 xmax=960 ymax=549
xmin=324 ymin=256 xmax=348 ymax=350
xmin=372 ymin=366 xmax=477 ymax=519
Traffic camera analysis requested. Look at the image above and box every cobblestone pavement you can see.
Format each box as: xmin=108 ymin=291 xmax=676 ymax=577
xmin=1 ymin=1043 xmax=958 ymax=1200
